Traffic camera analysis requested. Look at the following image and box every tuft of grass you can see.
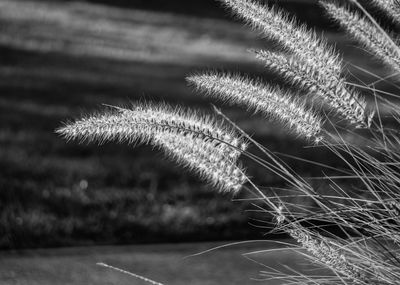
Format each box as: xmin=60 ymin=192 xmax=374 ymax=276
xmin=58 ymin=0 xmax=400 ymax=284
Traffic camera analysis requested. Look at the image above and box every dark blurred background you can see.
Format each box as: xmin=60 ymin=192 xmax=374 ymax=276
xmin=0 ymin=0 xmax=393 ymax=252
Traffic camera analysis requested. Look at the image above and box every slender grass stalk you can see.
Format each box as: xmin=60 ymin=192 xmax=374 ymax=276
xmin=97 ymin=263 xmax=165 ymax=285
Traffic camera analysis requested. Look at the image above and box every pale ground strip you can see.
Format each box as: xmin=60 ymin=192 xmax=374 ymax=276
xmin=0 ymin=242 xmax=311 ymax=285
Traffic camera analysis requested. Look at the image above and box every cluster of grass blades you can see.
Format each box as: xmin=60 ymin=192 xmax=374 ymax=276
xmin=58 ymin=0 xmax=400 ymax=284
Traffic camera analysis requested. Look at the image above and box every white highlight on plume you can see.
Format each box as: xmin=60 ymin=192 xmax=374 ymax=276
xmin=57 ymin=103 xmax=248 ymax=193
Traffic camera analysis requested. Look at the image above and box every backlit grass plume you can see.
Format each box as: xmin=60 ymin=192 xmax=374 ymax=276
xmin=57 ymin=103 xmax=247 ymax=193
xmin=220 ymin=0 xmax=342 ymax=78
xmin=58 ymin=0 xmax=400 ymax=284
xmin=219 ymin=0 xmax=370 ymax=127
xmin=286 ymin=225 xmax=368 ymax=283
xmin=188 ymin=72 xmax=324 ymax=142
xmin=253 ymin=50 xmax=368 ymax=127
xmin=322 ymin=1 xmax=400 ymax=75
xmin=369 ymin=0 xmax=400 ymax=26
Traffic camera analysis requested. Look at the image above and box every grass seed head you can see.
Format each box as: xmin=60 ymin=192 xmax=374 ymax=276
xmin=57 ymin=102 xmax=248 ymax=193
xmin=188 ymin=72 xmax=324 ymax=142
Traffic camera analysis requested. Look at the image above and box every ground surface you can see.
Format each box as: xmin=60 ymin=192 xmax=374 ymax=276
xmin=0 ymin=241 xmax=314 ymax=285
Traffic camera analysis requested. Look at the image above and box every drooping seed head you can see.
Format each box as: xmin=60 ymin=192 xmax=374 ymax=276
xmin=322 ymin=1 xmax=400 ymax=75
xmin=254 ymin=49 xmax=369 ymax=127
xmin=219 ymin=0 xmax=342 ymax=78
xmin=57 ymin=102 xmax=248 ymax=193
xmin=188 ymin=72 xmax=324 ymax=142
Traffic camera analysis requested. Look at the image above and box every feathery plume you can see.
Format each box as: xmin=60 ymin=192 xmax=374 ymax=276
xmin=56 ymin=103 xmax=247 ymax=193
xmin=188 ymin=72 xmax=323 ymax=142
xmin=322 ymin=1 xmax=400 ymax=75
xmin=288 ymin=225 xmax=367 ymax=282
xmin=57 ymin=103 xmax=246 ymax=154
xmin=219 ymin=0 xmax=370 ymax=127
xmin=254 ymin=50 xmax=369 ymax=127
xmin=369 ymin=0 xmax=400 ymax=26
xmin=219 ymin=0 xmax=342 ymax=77
xmin=155 ymin=131 xmax=247 ymax=193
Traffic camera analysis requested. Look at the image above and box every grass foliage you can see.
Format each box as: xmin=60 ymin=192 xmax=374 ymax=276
xmin=57 ymin=0 xmax=400 ymax=283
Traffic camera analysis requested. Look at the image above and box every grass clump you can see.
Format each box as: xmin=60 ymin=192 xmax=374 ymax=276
xmin=58 ymin=0 xmax=400 ymax=283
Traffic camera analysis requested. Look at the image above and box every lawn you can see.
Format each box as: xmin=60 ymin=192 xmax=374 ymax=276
xmin=0 ymin=241 xmax=317 ymax=285
xmin=0 ymin=0 xmax=395 ymax=249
